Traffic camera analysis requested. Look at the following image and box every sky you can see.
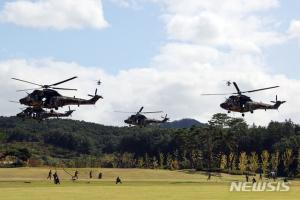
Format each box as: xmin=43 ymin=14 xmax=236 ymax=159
xmin=1 ymin=0 xmax=300 ymax=126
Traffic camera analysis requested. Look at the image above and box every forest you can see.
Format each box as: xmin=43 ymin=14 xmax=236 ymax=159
xmin=0 ymin=114 xmax=300 ymax=177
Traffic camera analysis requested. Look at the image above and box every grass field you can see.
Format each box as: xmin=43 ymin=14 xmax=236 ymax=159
xmin=0 ymin=168 xmax=299 ymax=200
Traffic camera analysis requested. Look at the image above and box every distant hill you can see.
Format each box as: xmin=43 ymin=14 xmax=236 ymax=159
xmin=0 ymin=116 xmax=178 ymax=162
xmin=160 ymin=118 xmax=205 ymax=129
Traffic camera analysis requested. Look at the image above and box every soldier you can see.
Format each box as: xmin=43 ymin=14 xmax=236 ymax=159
xmin=259 ymin=172 xmax=263 ymax=181
xmin=47 ymin=170 xmax=52 ymax=180
xmin=207 ymin=172 xmax=211 ymax=181
xmin=245 ymin=174 xmax=249 ymax=182
xmin=116 ymin=176 xmax=122 ymax=184
xmin=89 ymin=170 xmax=93 ymax=179
xmin=73 ymin=170 xmax=79 ymax=180
xmin=98 ymin=172 xmax=102 ymax=179
xmin=270 ymin=171 xmax=276 ymax=181
xmin=53 ymin=172 xmax=60 ymax=184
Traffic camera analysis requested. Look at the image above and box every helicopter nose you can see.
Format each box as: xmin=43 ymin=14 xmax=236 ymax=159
xmin=19 ymin=98 xmax=27 ymax=104
xmin=124 ymin=119 xmax=129 ymax=124
xmin=220 ymin=103 xmax=227 ymax=109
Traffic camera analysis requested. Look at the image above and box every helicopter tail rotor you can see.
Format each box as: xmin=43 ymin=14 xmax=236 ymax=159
xmin=161 ymin=114 xmax=170 ymax=122
xmin=66 ymin=106 xmax=75 ymax=116
xmin=88 ymin=89 xmax=102 ymax=98
xmin=270 ymin=95 xmax=278 ymax=103
xmin=271 ymin=95 xmax=286 ymax=109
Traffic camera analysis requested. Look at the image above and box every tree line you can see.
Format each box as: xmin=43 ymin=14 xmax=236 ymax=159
xmin=0 ymin=114 xmax=300 ymax=177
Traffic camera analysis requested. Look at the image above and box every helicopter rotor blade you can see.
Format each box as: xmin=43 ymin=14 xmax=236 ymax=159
xmin=12 ymin=78 xmax=42 ymax=87
xmin=50 ymin=76 xmax=78 ymax=86
xmin=114 ymin=111 xmax=136 ymax=114
xmin=51 ymin=87 xmax=77 ymax=91
xmin=9 ymin=100 xmax=19 ymax=103
xmin=140 ymin=111 xmax=163 ymax=114
xmin=202 ymin=93 xmax=235 ymax=96
xmin=138 ymin=107 xmax=144 ymax=113
xmin=115 ymin=111 xmax=163 ymax=114
xmin=161 ymin=114 xmax=168 ymax=119
xmin=16 ymin=88 xmax=41 ymax=92
xmin=241 ymin=86 xmax=279 ymax=94
xmin=233 ymin=82 xmax=241 ymax=95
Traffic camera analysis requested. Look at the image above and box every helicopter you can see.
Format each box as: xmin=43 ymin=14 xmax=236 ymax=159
xmin=12 ymin=77 xmax=103 ymax=110
xmin=17 ymin=106 xmax=75 ymax=122
xmin=202 ymin=82 xmax=286 ymax=117
xmin=223 ymin=80 xmax=232 ymax=86
xmin=96 ymin=80 xmax=102 ymax=86
xmin=116 ymin=106 xmax=170 ymax=127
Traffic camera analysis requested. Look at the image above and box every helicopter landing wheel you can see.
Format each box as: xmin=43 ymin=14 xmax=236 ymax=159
xmin=250 ymin=110 xmax=254 ymax=114
xmin=242 ymin=113 xmax=245 ymax=117
xmin=228 ymin=111 xmax=231 ymax=113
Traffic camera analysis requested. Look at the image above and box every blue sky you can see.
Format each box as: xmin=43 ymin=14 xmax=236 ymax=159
xmin=1 ymin=0 xmax=300 ymax=126
xmin=0 ymin=0 xmax=299 ymax=77
xmin=0 ymin=0 xmax=165 ymax=73
xmin=264 ymin=0 xmax=300 ymax=78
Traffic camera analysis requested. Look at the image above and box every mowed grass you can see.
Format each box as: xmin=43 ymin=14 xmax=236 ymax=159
xmin=0 ymin=168 xmax=299 ymax=200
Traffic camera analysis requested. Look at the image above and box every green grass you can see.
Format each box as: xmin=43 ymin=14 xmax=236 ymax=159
xmin=0 ymin=168 xmax=299 ymax=200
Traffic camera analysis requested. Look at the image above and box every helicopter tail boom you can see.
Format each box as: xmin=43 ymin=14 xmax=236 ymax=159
xmin=87 ymin=89 xmax=103 ymax=104
xmin=271 ymin=95 xmax=286 ymax=109
xmin=161 ymin=114 xmax=169 ymax=123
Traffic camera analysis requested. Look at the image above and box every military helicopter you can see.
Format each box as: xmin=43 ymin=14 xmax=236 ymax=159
xmin=17 ymin=106 xmax=75 ymax=122
xmin=116 ymin=107 xmax=170 ymax=127
xmin=12 ymin=77 xmax=103 ymax=110
xmin=96 ymin=80 xmax=102 ymax=86
xmin=202 ymin=82 xmax=286 ymax=117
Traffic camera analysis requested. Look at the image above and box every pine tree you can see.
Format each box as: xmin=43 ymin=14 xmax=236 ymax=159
xmin=152 ymin=156 xmax=159 ymax=169
xmin=249 ymin=152 xmax=259 ymax=172
xmin=270 ymin=151 xmax=279 ymax=172
xmin=261 ymin=150 xmax=270 ymax=175
xmin=137 ymin=157 xmax=144 ymax=168
xmin=297 ymin=148 xmax=300 ymax=176
xmin=229 ymin=152 xmax=235 ymax=170
xmin=220 ymin=154 xmax=227 ymax=170
xmin=282 ymin=148 xmax=293 ymax=175
xmin=159 ymin=152 xmax=165 ymax=169
xmin=238 ymin=152 xmax=247 ymax=173
xmin=166 ymin=153 xmax=173 ymax=170
xmin=173 ymin=149 xmax=179 ymax=161
xmin=181 ymin=150 xmax=190 ymax=169
xmin=171 ymin=160 xmax=179 ymax=170
xmin=145 ymin=153 xmax=150 ymax=169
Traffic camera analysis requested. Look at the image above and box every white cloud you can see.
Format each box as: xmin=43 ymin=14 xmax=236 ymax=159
xmin=161 ymin=0 xmax=280 ymax=15
xmin=0 ymin=0 xmax=299 ymax=126
xmin=288 ymin=20 xmax=300 ymax=39
xmin=0 ymin=52 xmax=297 ymax=127
xmin=161 ymin=0 xmax=285 ymax=53
xmin=110 ymin=0 xmax=139 ymax=8
xmin=0 ymin=0 xmax=109 ymax=30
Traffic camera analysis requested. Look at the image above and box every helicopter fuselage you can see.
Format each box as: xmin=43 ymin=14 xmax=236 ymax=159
xmin=19 ymin=89 xmax=102 ymax=109
xmin=124 ymin=114 xmax=168 ymax=127
xmin=17 ymin=107 xmax=74 ymax=121
xmin=220 ymin=95 xmax=284 ymax=114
